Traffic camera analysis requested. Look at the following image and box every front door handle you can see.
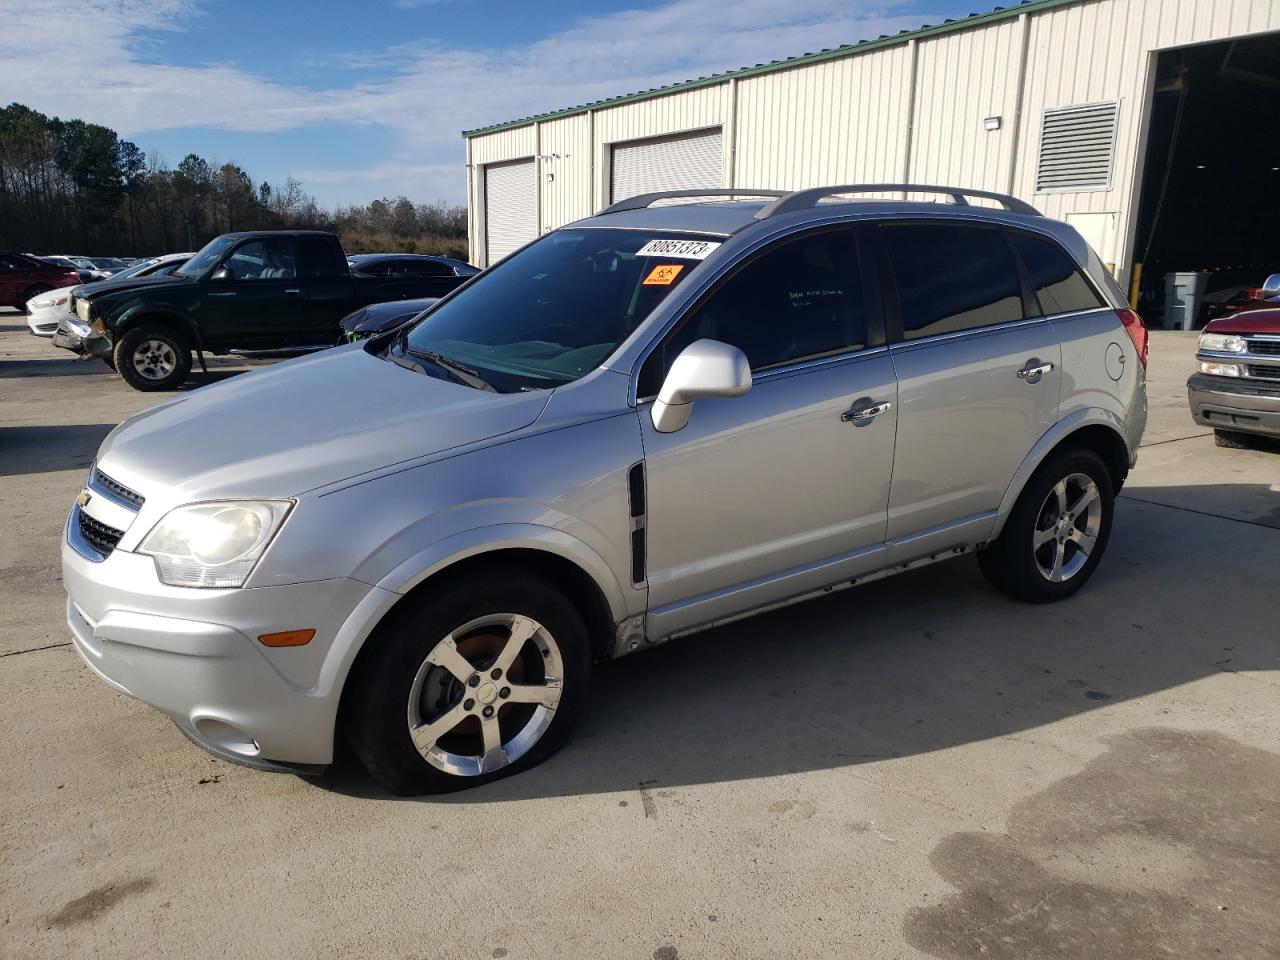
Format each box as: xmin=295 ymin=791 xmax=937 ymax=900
xmin=1017 ymin=360 xmax=1055 ymax=381
xmin=842 ymin=400 xmax=893 ymax=423
xmin=284 ymin=288 xmax=302 ymax=295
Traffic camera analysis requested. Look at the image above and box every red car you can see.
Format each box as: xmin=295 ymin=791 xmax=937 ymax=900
xmin=0 ymin=251 xmax=81 ymax=310
xmin=1188 ymin=304 xmax=1280 ymax=448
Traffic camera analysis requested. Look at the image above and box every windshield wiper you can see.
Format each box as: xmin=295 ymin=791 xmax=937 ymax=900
xmin=405 ymin=347 xmax=497 ymax=392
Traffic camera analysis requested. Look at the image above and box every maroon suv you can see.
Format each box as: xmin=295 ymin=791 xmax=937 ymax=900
xmin=1188 ymin=305 xmax=1280 ymax=448
xmin=0 ymin=251 xmax=81 ymax=310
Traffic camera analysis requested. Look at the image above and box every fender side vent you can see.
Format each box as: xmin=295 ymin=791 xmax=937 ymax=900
xmin=628 ymin=462 xmax=646 ymax=585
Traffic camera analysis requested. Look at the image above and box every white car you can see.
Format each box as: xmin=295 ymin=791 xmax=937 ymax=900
xmin=26 ymin=253 xmax=192 ymax=337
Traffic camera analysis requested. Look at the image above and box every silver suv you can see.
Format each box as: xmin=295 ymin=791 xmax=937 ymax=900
xmin=62 ymin=184 xmax=1148 ymax=794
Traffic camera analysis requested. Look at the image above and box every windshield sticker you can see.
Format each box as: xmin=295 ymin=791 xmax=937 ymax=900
xmin=642 ymin=264 xmax=685 ymax=286
xmin=635 ymin=239 xmax=721 ymax=260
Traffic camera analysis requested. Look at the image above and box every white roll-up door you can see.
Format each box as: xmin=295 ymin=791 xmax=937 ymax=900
xmin=610 ymin=128 xmax=723 ymax=203
xmin=484 ymin=159 xmax=536 ymax=264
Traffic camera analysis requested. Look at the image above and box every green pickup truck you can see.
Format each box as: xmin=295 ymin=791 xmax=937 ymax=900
xmin=52 ymin=230 xmax=476 ymax=390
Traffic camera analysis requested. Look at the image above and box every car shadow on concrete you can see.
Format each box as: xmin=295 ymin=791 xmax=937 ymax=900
xmin=316 ymin=492 xmax=1279 ymax=803
xmin=0 ymin=424 xmax=119 ymax=477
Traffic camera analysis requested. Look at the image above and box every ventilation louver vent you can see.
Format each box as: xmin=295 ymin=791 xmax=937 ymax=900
xmin=1035 ymin=101 xmax=1119 ymax=193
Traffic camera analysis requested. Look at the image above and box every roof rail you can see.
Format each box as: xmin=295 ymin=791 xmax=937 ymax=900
xmin=755 ymin=184 xmax=1041 ymax=219
xmin=599 ymin=189 xmax=788 ymax=215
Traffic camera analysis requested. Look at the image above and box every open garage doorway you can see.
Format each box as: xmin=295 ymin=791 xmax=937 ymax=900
xmin=1132 ymin=32 xmax=1280 ymax=329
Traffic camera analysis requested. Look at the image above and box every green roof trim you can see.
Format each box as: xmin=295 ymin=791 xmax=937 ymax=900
xmin=462 ymin=0 xmax=1085 ymax=139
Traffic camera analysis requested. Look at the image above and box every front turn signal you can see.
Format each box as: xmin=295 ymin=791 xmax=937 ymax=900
xmin=259 ymin=629 xmax=316 ymax=648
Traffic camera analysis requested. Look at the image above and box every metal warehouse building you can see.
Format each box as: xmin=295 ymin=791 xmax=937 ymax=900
xmin=462 ymin=0 xmax=1280 ymax=316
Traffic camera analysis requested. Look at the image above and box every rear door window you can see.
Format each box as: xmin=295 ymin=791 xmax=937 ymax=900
xmin=882 ymin=222 xmax=1024 ymax=339
xmin=1007 ymin=231 xmax=1105 ymax=316
xmin=296 ymin=237 xmax=347 ymax=278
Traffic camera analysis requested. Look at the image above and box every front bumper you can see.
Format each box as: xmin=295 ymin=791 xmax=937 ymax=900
xmin=51 ymin=316 xmax=111 ymax=358
xmin=62 ymin=522 xmax=391 ymax=769
xmin=1187 ymin=372 xmax=1280 ymax=438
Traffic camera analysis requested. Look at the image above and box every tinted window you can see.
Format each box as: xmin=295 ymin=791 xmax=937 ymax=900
xmin=225 ymin=238 xmax=295 ymax=280
xmin=0 ymin=254 xmax=23 ymax=269
xmin=296 ymin=237 xmax=346 ymax=278
xmin=883 ymin=223 xmax=1023 ymax=339
xmin=1009 ymin=232 xmax=1105 ymax=315
xmin=398 ymin=258 xmax=450 ymax=278
xmin=661 ymin=230 xmax=866 ymax=376
xmin=352 ymin=258 xmax=393 ymax=277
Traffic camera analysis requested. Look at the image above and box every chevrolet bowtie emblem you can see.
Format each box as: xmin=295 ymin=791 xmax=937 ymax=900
xmin=76 ymin=489 xmax=92 ymax=508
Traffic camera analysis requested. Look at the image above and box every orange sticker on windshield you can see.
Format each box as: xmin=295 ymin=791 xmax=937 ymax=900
xmin=643 ymin=264 xmax=684 ymax=286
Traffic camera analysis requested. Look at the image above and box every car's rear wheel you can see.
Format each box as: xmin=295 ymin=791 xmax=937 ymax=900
xmin=1213 ymin=428 xmax=1253 ymax=449
xmin=345 ymin=570 xmax=592 ymax=795
xmin=114 ymin=326 xmax=192 ymax=391
xmin=978 ymin=448 xmax=1114 ymax=603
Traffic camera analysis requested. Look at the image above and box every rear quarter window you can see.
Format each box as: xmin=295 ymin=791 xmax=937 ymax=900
xmin=1008 ymin=231 xmax=1105 ymax=315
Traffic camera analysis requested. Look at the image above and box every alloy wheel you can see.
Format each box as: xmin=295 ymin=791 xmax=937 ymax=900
xmin=406 ymin=614 xmax=563 ymax=776
xmin=132 ymin=339 xmax=178 ymax=381
xmin=1033 ymin=472 xmax=1102 ymax=582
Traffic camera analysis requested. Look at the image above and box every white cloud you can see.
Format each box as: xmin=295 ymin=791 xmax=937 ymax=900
xmin=0 ymin=0 xmax=936 ymax=203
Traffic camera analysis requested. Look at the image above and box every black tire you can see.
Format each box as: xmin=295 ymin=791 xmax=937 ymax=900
xmin=23 ymin=284 xmax=51 ymax=306
xmin=978 ymin=448 xmax=1115 ymax=603
xmin=101 ymin=355 xmax=116 ymax=371
xmin=1214 ymin=428 xmax=1252 ymax=449
xmin=344 ymin=568 xmax=592 ymax=795
xmin=113 ymin=325 xmax=192 ymax=391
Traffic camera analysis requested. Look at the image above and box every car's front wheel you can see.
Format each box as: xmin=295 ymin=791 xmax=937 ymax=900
xmin=345 ymin=569 xmax=592 ymax=795
xmin=114 ymin=325 xmax=192 ymax=391
xmin=978 ymin=448 xmax=1115 ymax=603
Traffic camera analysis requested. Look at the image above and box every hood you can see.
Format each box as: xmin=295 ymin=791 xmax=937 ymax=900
xmin=1204 ymin=306 xmax=1280 ymax=335
xmin=80 ymin=272 xmax=188 ymax=301
xmin=95 ymin=344 xmax=551 ymax=501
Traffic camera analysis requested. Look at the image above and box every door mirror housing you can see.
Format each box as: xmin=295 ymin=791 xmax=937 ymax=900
xmin=651 ymin=339 xmax=751 ymax=433
xmin=1262 ymin=273 xmax=1280 ymax=299
xmin=210 ymin=265 xmax=232 ymax=281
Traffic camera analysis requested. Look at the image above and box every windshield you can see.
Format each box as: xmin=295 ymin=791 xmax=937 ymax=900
xmin=177 ymin=236 xmax=236 ymax=278
xmin=398 ymin=228 xmax=715 ymax=392
xmin=107 ymin=259 xmax=156 ymax=280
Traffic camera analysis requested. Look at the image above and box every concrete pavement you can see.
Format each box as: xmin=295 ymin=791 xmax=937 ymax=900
xmin=1 ymin=316 xmax=1276 ymax=959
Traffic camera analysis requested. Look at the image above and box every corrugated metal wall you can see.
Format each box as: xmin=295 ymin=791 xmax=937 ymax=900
xmin=467 ymin=0 xmax=1280 ymax=271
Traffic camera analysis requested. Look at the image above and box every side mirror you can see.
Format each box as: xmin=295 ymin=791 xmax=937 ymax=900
xmin=1262 ymin=273 xmax=1280 ymax=299
xmin=210 ymin=265 xmax=232 ymax=281
xmin=651 ymin=339 xmax=751 ymax=433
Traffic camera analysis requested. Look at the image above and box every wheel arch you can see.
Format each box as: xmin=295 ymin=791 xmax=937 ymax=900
xmin=116 ymin=307 xmax=201 ymax=349
xmin=990 ymin=413 xmax=1132 ymax=541
xmin=332 ymin=544 xmax=622 ymax=757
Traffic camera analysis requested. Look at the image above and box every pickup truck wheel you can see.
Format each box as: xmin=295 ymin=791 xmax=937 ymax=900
xmin=114 ymin=326 xmax=192 ymax=391
xmin=1213 ymin=429 xmax=1253 ymax=449
xmin=344 ymin=570 xmax=592 ymax=795
xmin=978 ymin=448 xmax=1114 ymax=604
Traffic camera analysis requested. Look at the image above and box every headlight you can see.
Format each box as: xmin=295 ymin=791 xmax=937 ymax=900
xmin=138 ymin=500 xmax=292 ymax=588
xmin=1198 ymin=333 xmax=1245 ymax=353
xmin=1199 ymin=361 xmax=1242 ymax=378
xmin=76 ymin=299 xmax=92 ymax=322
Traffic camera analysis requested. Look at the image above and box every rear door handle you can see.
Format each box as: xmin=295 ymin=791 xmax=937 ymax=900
xmin=1017 ymin=361 xmax=1055 ymax=381
xmin=284 ymin=288 xmax=302 ymax=295
xmin=842 ymin=400 xmax=893 ymax=423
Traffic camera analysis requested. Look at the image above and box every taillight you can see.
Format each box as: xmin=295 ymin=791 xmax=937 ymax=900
xmin=1117 ymin=308 xmax=1148 ymax=368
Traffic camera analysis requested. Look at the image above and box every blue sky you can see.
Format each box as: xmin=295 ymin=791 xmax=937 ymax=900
xmin=2 ymin=0 xmax=977 ymax=208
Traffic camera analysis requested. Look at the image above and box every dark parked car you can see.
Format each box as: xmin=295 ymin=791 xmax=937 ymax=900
xmin=347 ymin=253 xmax=478 ymax=298
xmin=339 ymin=297 xmax=439 ymax=341
xmin=38 ymin=256 xmax=96 ymax=284
xmin=1188 ymin=300 xmax=1280 ymax=448
xmin=53 ymin=231 xmax=460 ymax=391
xmin=0 ymin=251 xmax=81 ymax=309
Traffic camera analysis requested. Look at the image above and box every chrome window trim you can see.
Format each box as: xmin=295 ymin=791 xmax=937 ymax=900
xmin=635 ymin=344 xmax=890 ymax=403
xmin=888 ymin=316 xmax=1050 ymax=351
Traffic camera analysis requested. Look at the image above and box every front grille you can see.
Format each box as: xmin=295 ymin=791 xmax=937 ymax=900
xmin=78 ymin=510 xmax=124 ymax=556
xmin=1246 ymin=364 xmax=1280 ymax=381
xmin=93 ymin=467 xmax=145 ymax=508
xmin=1245 ymin=339 xmax=1280 ymax=357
